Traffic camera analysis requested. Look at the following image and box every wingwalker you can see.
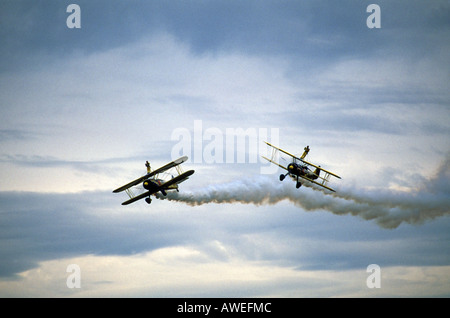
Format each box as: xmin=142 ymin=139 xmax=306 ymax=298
xmin=113 ymin=156 xmax=194 ymax=205
xmin=262 ymin=142 xmax=341 ymax=192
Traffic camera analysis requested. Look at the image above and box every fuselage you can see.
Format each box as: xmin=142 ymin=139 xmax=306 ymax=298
xmin=143 ymin=178 xmax=178 ymax=193
xmin=287 ymin=162 xmax=319 ymax=180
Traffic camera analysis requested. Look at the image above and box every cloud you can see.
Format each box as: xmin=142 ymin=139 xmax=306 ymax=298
xmin=1 ymin=176 xmax=449 ymax=297
xmin=0 ymin=190 xmax=176 ymax=278
xmin=0 ymin=129 xmax=36 ymax=142
xmin=1 ymin=180 xmax=449 ymax=279
xmin=0 ymin=0 xmax=449 ymax=298
xmin=2 ymin=1 xmax=448 ymax=71
xmin=1 ymin=245 xmax=450 ymax=297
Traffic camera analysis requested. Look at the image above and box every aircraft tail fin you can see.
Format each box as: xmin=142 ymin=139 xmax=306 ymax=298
xmin=314 ymin=166 xmax=321 ymax=177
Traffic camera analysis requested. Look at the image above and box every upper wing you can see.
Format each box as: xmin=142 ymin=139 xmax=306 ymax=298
xmin=261 ymin=155 xmax=287 ymax=170
xmin=264 ymin=142 xmax=300 ymax=162
xmin=121 ymin=170 xmax=195 ymax=205
xmin=112 ymin=156 xmax=189 ymax=193
xmin=113 ymin=174 xmax=152 ymax=193
xmin=300 ymin=159 xmax=341 ymax=179
xmin=147 ymin=156 xmax=189 ymax=178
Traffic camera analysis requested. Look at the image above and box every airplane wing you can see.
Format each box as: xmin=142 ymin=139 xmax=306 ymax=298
xmin=121 ymin=170 xmax=195 ymax=205
xmin=147 ymin=156 xmax=189 ymax=178
xmin=264 ymin=142 xmax=301 ymax=162
xmin=297 ymin=174 xmax=337 ymax=192
xmin=300 ymin=159 xmax=341 ymax=179
xmin=112 ymin=156 xmax=189 ymax=193
xmin=261 ymin=156 xmax=287 ymax=171
xmin=113 ymin=174 xmax=152 ymax=193
xmin=121 ymin=189 xmax=157 ymax=205
xmin=159 ymin=169 xmax=195 ymax=189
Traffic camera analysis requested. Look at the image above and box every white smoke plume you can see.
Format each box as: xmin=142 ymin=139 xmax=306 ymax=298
xmin=157 ymin=158 xmax=450 ymax=229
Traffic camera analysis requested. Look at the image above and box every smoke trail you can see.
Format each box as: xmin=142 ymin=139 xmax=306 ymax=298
xmin=157 ymin=158 xmax=450 ymax=229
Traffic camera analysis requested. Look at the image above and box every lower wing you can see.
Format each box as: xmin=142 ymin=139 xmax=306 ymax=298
xmin=298 ymin=174 xmax=336 ymax=192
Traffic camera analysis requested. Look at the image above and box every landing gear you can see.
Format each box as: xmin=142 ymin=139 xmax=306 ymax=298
xmin=280 ymin=173 xmax=302 ymax=189
xmin=145 ymin=197 xmax=152 ymax=204
xmin=296 ymin=176 xmax=302 ymax=189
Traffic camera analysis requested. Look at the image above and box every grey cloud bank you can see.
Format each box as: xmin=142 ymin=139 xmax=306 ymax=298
xmin=1 ymin=188 xmax=449 ymax=283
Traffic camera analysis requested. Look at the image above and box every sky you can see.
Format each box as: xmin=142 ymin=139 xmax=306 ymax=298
xmin=0 ymin=0 xmax=449 ymax=297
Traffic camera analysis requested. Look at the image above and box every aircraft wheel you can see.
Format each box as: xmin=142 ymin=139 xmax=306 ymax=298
xmin=145 ymin=197 xmax=152 ymax=204
xmin=296 ymin=182 xmax=302 ymax=189
xmin=279 ymin=174 xmax=285 ymax=181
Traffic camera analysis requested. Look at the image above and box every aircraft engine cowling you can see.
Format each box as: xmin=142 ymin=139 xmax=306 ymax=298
xmin=143 ymin=180 xmax=156 ymax=190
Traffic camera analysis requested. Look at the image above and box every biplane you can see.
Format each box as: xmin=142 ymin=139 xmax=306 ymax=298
xmin=262 ymin=142 xmax=341 ymax=192
xmin=113 ymin=156 xmax=194 ymax=205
